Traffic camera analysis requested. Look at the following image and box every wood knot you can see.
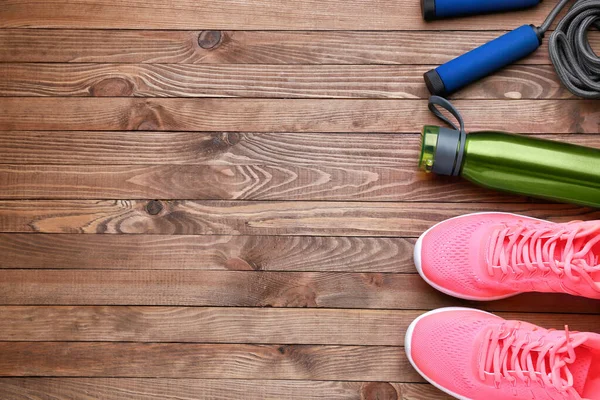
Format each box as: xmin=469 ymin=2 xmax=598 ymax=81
xmin=146 ymin=200 xmax=164 ymax=216
xmin=137 ymin=121 xmax=159 ymax=130
xmin=360 ymin=382 xmax=398 ymax=400
xmin=221 ymin=132 xmax=241 ymax=146
xmin=90 ymin=77 xmax=134 ymax=97
xmin=225 ymin=257 xmax=262 ymax=271
xmin=198 ymin=31 xmax=223 ymax=49
xmin=276 ymin=286 xmax=317 ymax=307
xmin=127 ymin=101 xmax=173 ymax=131
xmin=363 ymin=273 xmax=385 ymax=288
xmin=203 ymin=133 xmax=241 ymax=154
xmin=504 ymin=91 xmax=523 ymax=99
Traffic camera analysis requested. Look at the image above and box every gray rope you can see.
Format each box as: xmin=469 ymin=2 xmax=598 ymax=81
xmin=539 ymin=0 xmax=600 ymax=98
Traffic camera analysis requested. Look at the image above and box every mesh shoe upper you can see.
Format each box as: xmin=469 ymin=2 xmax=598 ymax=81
xmin=417 ymin=213 xmax=600 ymax=300
xmin=407 ymin=308 xmax=600 ymax=400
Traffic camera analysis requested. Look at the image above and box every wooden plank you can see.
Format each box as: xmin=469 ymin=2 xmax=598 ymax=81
xmin=2 ymin=131 xmax=598 ymax=200
xmin=0 ymin=307 xmax=408 ymax=345
xmin=4 ymin=30 xmax=595 ymax=65
xmin=0 ymin=98 xmax=597 ymax=133
xmin=0 ymin=0 xmax=557 ymax=30
xmin=0 ymin=270 xmax=451 ymax=309
xmin=0 ymin=342 xmax=414 ymax=381
xmin=0 ymin=132 xmax=597 ymax=166
xmin=0 ymin=131 xmax=414 ymax=166
xmin=0 ymin=379 xmax=451 ymax=400
xmin=0 ymin=234 xmax=415 ymax=272
xmin=1 ymin=270 xmax=600 ymax=313
xmin=1 ymin=306 xmax=599 ymax=344
xmin=0 ymin=163 xmax=537 ymax=202
xmin=0 ymin=64 xmax=571 ymax=100
xmin=0 ymin=200 xmax=598 ymax=236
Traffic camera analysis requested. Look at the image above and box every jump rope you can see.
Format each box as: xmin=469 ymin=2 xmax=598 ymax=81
xmin=422 ymin=0 xmax=600 ymax=98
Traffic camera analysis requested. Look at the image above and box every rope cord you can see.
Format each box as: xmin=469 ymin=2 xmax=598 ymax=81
xmin=539 ymin=0 xmax=600 ymax=98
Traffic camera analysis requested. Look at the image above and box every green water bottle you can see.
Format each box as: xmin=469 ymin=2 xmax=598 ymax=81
xmin=419 ymin=97 xmax=600 ymax=208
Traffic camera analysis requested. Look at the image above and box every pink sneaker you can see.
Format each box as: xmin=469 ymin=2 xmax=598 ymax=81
xmin=405 ymin=307 xmax=600 ymax=400
xmin=414 ymin=213 xmax=600 ymax=300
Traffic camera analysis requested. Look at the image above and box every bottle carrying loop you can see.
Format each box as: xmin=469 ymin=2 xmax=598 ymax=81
xmin=428 ymin=96 xmax=467 ymax=176
xmin=428 ymin=95 xmax=465 ymax=132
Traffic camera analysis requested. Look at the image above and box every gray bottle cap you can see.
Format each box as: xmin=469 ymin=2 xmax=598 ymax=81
xmin=432 ymin=127 xmax=458 ymax=175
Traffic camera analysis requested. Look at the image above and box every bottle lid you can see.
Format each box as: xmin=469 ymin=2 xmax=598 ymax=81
xmin=419 ymin=125 xmax=465 ymax=176
xmin=418 ymin=97 xmax=467 ymax=176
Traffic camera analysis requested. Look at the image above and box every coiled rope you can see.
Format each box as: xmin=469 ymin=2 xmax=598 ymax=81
xmin=539 ymin=0 xmax=600 ymax=98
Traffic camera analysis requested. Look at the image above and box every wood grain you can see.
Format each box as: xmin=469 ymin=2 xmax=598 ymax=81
xmin=0 ymin=132 xmax=415 ymax=166
xmin=0 ymin=378 xmax=451 ymax=400
xmin=1 ymin=270 xmax=599 ymax=313
xmin=0 ymin=163 xmax=536 ymax=202
xmin=0 ymin=270 xmax=454 ymax=309
xmin=0 ymin=132 xmax=597 ymax=166
xmin=0 ymin=342 xmax=415 ymax=381
xmin=2 ymin=0 xmax=596 ymax=397
xmin=0 ymin=63 xmax=572 ymax=100
xmin=1 ymin=132 xmax=598 ymax=200
xmin=3 ymin=30 xmax=598 ymax=65
xmin=0 ymin=234 xmax=415 ymax=272
xmin=1 ymin=200 xmax=598 ymax=236
xmin=1 ymin=98 xmax=598 ymax=133
xmin=0 ymin=0 xmax=557 ymax=30
xmin=1 ymin=306 xmax=599 ymax=344
xmin=0 ymin=307 xmax=409 ymax=345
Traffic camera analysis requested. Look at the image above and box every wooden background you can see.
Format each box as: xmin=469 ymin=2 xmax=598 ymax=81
xmin=1 ymin=1 xmax=600 ymax=399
